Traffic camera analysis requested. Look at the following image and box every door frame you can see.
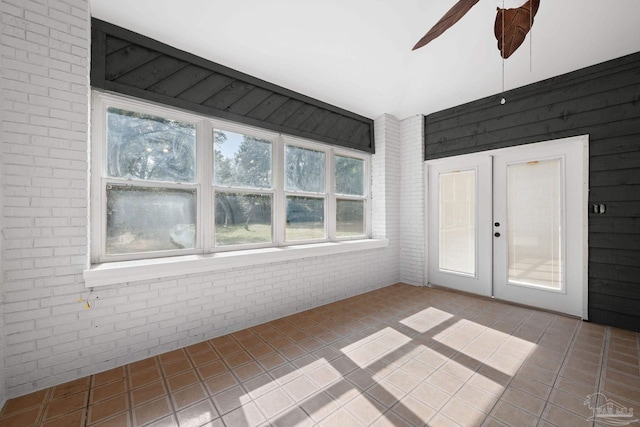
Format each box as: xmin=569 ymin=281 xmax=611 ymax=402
xmin=424 ymin=135 xmax=589 ymax=319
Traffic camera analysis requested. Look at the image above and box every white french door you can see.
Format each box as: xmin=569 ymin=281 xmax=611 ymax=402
xmin=427 ymin=155 xmax=493 ymax=296
xmin=426 ymin=136 xmax=588 ymax=318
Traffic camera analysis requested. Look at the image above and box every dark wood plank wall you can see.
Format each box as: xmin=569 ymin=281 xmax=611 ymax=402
xmin=91 ymin=19 xmax=374 ymax=153
xmin=424 ymin=52 xmax=640 ymax=332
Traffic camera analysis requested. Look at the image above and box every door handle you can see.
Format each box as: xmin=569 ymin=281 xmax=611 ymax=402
xmin=494 ymin=232 xmax=501 ymax=237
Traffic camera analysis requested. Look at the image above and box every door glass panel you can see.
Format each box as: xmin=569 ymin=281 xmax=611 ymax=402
xmin=439 ymin=170 xmax=476 ymax=275
xmin=507 ymin=158 xmax=562 ymax=289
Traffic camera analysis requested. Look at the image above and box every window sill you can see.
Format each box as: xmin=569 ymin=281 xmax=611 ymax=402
xmin=83 ymin=239 xmax=389 ymax=288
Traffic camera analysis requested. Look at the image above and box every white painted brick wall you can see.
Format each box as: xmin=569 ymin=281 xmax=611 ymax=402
xmin=0 ymin=0 xmax=403 ymax=399
xmin=0 ymin=220 xmax=5 ymax=410
xmin=1 ymin=0 xmax=91 ymax=398
xmin=372 ymin=114 xmax=401 ymax=241
xmin=399 ymin=115 xmax=426 ymax=285
xmin=0 ymin=0 xmax=5 ymax=399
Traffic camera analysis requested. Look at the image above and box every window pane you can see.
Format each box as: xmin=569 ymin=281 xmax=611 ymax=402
xmin=439 ymin=170 xmax=476 ymax=275
xmin=214 ymin=130 xmax=271 ymax=189
xmin=285 ymin=145 xmax=325 ymax=192
xmin=106 ymin=186 xmax=196 ymax=255
xmin=337 ymin=199 xmax=365 ymax=237
xmin=215 ymin=193 xmax=272 ymax=246
xmin=335 ymin=156 xmax=364 ymax=196
xmin=107 ymin=107 xmax=196 ymax=183
xmin=508 ymin=159 xmax=562 ymax=289
xmin=286 ymin=196 xmax=325 ymax=240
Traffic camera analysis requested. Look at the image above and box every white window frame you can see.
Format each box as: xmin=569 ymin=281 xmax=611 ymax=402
xmin=282 ymin=137 xmax=329 ymax=244
xmin=333 ymin=152 xmax=370 ymax=240
xmin=90 ymin=92 xmax=207 ymax=263
xmin=88 ymin=91 xmax=379 ymax=280
xmin=211 ymin=122 xmax=278 ymax=252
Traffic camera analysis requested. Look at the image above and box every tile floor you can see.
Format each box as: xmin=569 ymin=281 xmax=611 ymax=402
xmin=1 ymin=283 xmax=639 ymax=427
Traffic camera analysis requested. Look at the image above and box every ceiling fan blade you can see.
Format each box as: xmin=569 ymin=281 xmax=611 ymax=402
xmin=494 ymin=0 xmax=540 ymax=58
xmin=412 ymin=0 xmax=481 ymax=51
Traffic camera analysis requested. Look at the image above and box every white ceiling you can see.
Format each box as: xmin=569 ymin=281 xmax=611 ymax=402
xmin=89 ymin=0 xmax=640 ymax=120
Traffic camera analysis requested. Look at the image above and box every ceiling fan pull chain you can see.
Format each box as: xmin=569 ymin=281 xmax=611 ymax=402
xmin=530 ymin=0 xmax=533 ymax=72
xmin=501 ymin=0 xmax=506 ymax=104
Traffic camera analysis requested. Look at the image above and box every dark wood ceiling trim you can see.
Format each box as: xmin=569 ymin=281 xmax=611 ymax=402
xmin=91 ymin=18 xmax=374 ymax=153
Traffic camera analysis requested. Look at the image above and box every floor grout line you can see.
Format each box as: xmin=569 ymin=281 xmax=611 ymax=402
xmin=82 ymin=378 xmax=90 ymax=427
xmin=593 ymin=326 xmax=611 ymax=427
xmin=535 ymin=317 xmax=583 ymax=427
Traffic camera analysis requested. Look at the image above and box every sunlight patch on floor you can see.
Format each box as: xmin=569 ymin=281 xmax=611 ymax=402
xmin=400 ymin=307 xmax=454 ymax=333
